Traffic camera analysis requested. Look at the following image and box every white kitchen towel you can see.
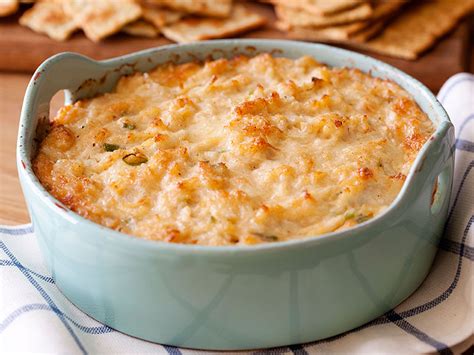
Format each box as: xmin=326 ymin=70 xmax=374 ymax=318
xmin=0 ymin=73 xmax=472 ymax=354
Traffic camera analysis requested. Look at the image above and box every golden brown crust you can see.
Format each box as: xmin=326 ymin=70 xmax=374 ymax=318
xmin=34 ymin=54 xmax=434 ymax=246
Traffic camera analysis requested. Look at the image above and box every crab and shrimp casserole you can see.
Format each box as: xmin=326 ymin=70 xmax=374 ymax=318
xmin=33 ymin=54 xmax=434 ymax=246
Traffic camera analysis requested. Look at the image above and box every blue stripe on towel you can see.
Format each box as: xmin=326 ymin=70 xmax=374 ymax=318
xmin=0 ymin=226 xmax=33 ymax=235
xmin=0 ymin=259 xmax=54 ymax=283
xmin=456 ymin=139 xmax=474 ymax=153
xmin=0 ymin=304 xmax=51 ymax=333
xmin=439 ymin=239 xmax=474 ymax=261
xmin=0 ymin=303 xmax=113 ymax=335
xmin=288 ymin=344 xmax=309 ymax=355
xmin=253 ymin=348 xmax=291 ymax=354
xmin=445 ymin=161 xmax=473 ymax=226
xmin=163 ymin=345 xmax=182 ymax=355
xmin=0 ymin=241 xmax=87 ymax=354
xmin=385 ymin=310 xmax=452 ymax=355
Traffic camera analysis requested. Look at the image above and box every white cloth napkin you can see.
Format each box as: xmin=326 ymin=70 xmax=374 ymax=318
xmin=1 ymin=74 xmax=473 ymax=354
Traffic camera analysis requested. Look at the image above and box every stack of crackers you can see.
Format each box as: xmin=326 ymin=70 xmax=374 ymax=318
xmin=270 ymin=0 xmax=474 ymax=60
xmin=1 ymin=0 xmax=472 ymax=61
xmin=1 ymin=0 xmax=266 ymax=43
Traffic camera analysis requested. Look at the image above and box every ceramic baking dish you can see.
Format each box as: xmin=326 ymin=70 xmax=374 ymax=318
xmin=17 ymin=39 xmax=454 ymax=350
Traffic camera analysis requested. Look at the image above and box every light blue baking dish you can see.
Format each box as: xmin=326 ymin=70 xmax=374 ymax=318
xmin=17 ymin=39 xmax=454 ymax=350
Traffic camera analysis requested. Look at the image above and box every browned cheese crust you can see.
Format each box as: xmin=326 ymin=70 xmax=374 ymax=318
xmin=34 ymin=54 xmax=434 ymax=246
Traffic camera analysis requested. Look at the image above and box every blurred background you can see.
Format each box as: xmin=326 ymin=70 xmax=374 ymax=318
xmin=0 ymin=0 xmax=472 ymax=91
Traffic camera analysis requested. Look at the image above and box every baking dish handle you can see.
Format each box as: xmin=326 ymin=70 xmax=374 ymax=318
xmin=18 ymin=52 xmax=102 ymax=160
xmin=400 ymin=120 xmax=455 ymax=221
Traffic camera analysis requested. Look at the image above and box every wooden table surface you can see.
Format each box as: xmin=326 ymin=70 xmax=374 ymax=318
xmin=0 ymin=73 xmax=28 ymax=225
xmin=0 ymin=74 xmax=62 ymax=224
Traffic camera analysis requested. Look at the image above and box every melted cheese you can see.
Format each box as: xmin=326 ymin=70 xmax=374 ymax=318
xmin=34 ymin=54 xmax=434 ymax=246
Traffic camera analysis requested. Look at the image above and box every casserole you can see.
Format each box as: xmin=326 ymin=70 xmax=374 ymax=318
xmin=17 ymin=40 xmax=454 ymax=350
xmin=31 ymin=53 xmax=436 ymax=246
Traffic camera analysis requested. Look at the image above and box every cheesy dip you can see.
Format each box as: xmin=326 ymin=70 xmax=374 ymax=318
xmin=34 ymin=54 xmax=434 ymax=246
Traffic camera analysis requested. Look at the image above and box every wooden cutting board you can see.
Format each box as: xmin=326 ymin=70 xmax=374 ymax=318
xmin=0 ymin=3 xmax=472 ymax=93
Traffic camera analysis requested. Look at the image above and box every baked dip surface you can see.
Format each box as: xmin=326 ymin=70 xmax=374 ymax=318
xmin=34 ymin=54 xmax=434 ymax=246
